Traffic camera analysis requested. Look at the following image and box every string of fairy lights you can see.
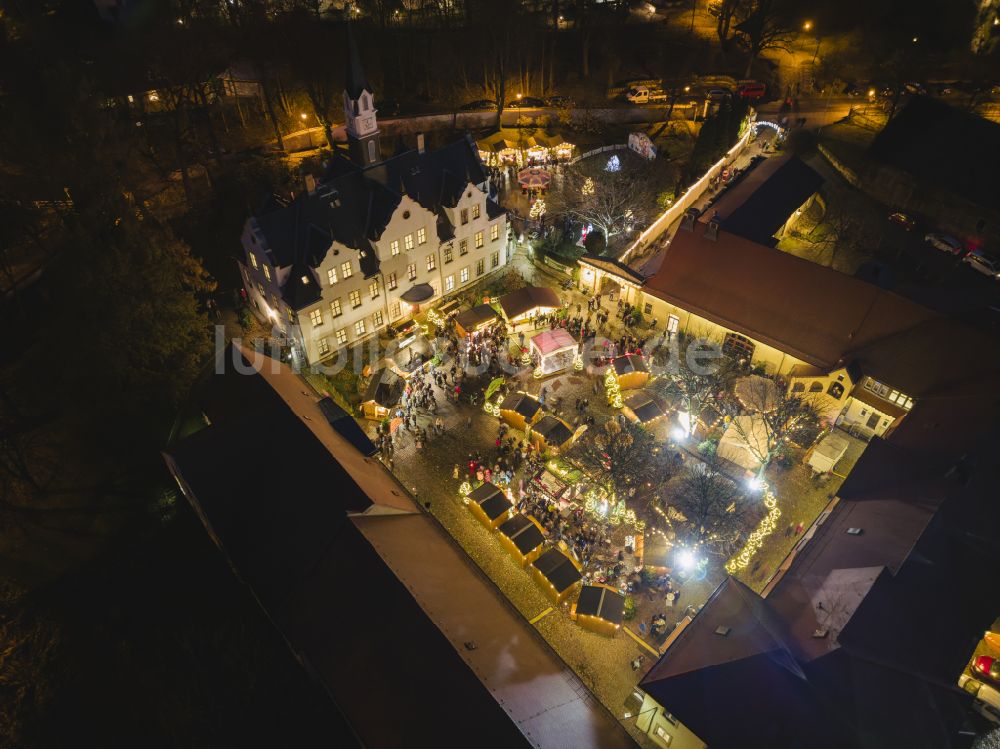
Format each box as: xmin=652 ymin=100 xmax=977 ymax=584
xmin=725 ymin=485 xmax=781 ymax=573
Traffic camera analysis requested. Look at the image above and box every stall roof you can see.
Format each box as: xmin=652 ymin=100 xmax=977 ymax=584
xmin=530 ymin=329 xmax=578 ymax=356
xmin=500 ymin=285 xmax=561 ymax=320
xmin=625 ymin=392 xmax=666 ymax=423
xmin=577 ymin=584 xmax=626 ymax=625
xmin=469 ymin=482 xmax=513 ymax=521
xmin=317 ymin=397 xmax=377 ymax=456
xmin=500 ymin=392 xmax=542 ymax=419
xmin=533 ymin=547 xmax=583 ymax=593
xmin=362 ymin=368 xmax=403 ymax=407
xmin=612 ymin=354 xmax=648 ymax=376
xmin=499 ymin=514 xmax=546 ymax=554
xmin=533 ymin=415 xmax=574 ymax=447
xmin=455 ymin=304 xmax=500 ymax=331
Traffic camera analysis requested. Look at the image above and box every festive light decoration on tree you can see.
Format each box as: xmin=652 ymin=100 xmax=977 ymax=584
xmin=483 ymin=393 xmax=503 ymax=416
xmin=426 ymin=308 xmax=445 ymax=329
xmin=520 ymin=349 xmax=531 ymax=366
xmin=604 ymin=368 xmax=623 ymax=409
xmin=583 ymin=490 xmax=645 ymax=531
xmin=530 ymin=198 xmax=546 ymax=219
xmin=606 ymin=154 xmax=620 ymax=172
xmin=725 ymin=486 xmax=781 ymax=573
xmin=458 ymin=481 xmax=472 ymax=497
xmin=573 ymin=354 xmax=584 ymax=371
xmin=533 ymin=366 xmax=544 ymax=379
xmin=581 ymin=177 xmax=595 ymax=196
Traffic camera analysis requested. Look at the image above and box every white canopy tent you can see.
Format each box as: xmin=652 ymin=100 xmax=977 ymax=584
xmin=717 ymin=414 xmax=770 ymax=472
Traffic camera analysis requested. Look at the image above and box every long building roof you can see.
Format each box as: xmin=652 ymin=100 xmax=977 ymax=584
xmin=165 ymin=345 xmax=636 ymax=749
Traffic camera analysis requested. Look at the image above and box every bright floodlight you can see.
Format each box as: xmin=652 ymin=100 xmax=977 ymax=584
xmin=746 ymin=476 xmax=764 ymax=492
xmin=677 ymin=549 xmax=696 ymax=571
xmin=671 ymin=427 xmax=686 ymax=441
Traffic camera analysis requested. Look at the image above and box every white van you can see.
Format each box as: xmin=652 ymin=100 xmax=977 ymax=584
xmin=626 ymin=86 xmax=667 ymax=104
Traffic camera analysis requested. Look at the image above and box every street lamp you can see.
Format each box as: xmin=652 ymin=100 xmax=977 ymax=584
xmin=300 ymin=112 xmax=308 ymax=121
xmin=803 ymin=21 xmax=820 ymax=64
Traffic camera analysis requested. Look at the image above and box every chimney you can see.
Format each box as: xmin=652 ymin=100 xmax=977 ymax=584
xmin=704 ymin=219 xmax=720 ymax=241
xmin=680 ymin=208 xmax=699 ymax=232
xmin=417 ymin=133 xmax=425 ymax=154
xmin=304 ymin=174 xmax=317 ymax=195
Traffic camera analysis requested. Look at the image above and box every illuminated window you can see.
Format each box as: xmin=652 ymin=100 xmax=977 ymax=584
xmin=390 ymin=301 xmax=401 ymax=318
xmin=387 ymin=272 xmax=397 ymax=290
xmin=390 ymin=240 xmax=400 ymax=256
xmin=417 ymin=227 xmax=427 ymax=244
xmin=667 ymin=314 xmax=680 ymax=333
xmin=309 ymin=308 xmax=323 ymax=327
xmin=472 ymin=203 xmax=481 ymax=220
xmin=330 ymin=298 xmax=342 ymax=317
xmin=373 ymin=310 xmax=384 ymax=327
xmin=327 ymin=267 xmax=338 ymax=285
xmin=262 ymin=265 xmax=271 ymax=281
xmin=460 ymin=267 xmax=469 ymax=283
xmin=460 ymin=208 xmax=469 ymax=225
xmin=828 ymin=382 xmax=845 ymax=399
xmin=722 ymin=332 xmax=755 ymax=361
xmin=341 ymin=261 xmax=353 ymax=279
xmin=300 ymin=275 xmax=310 ymax=285
xmin=476 ymin=258 xmax=484 ymax=276
xmin=248 ymin=252 xmax=258 ymax=269
xmin=474 ymin=231 xmax=484 ymax=248
xmin=287 ymin=308 xmax=294 ymax=323
xmin=256 ymin=282 xmax=265 ymax=297
xmin=491 ymin=224 xmax=500 ymax=241
xmin=459 ymin=239 xmax=468 ymax=256
xmin=404 ymin=233 xmax=414 ymax=251
xmin=354 ymin=319 xmax=366 ymax=337
xmin=426 ymin=254 xmax=436 ymax=271
xmin=490 ymin=251 xmax=499 ymax=268
xmin=445 ymin=275 xmax=454 ymax=292
xmin=369 ymin=280 xmax=379 ymax=298
xmin=407 ymin=263 xmax=416 ymax=281
xmin=317 ymin=337 xmax=330 ymax=356
xmin=336 ymin=328 xmax=347 ymax=345
xmin=349 ymin=290 xmax=361 ymax=308
xmin=444 ymin=246 xmax=453 ymax=263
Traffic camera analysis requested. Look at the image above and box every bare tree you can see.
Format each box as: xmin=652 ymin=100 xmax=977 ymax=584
xmin=735 ymin=0 xmax=793 ymax=79
xmin=720 ymin=375 xmax=822 ymax=479
xmin=652 ymin=333 xmax=736 ymax=437
xmin=549 ymin=164 xmax=655 ymax=251
xmin=670 ymin=462 xmax=750 ymax=555
xmin=573 ymin=418 xmax=672 ymax=505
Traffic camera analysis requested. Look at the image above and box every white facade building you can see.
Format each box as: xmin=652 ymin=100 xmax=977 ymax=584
xmin=237 ymin=31 xmax=509 ymax=365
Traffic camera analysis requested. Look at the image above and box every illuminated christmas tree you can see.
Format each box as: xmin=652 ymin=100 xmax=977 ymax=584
xmin=530 ymin=198 xmax=546 ymax=219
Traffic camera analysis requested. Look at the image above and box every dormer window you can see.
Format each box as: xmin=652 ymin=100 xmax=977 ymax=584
xmin=301 ymin=275 xmax=310 ymax=285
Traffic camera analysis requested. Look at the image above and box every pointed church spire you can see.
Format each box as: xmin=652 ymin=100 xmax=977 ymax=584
xmin=345 ymin=23 xmax=370 ymax=101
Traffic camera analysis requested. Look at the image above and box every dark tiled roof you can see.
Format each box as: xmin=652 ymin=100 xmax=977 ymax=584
xmin=706 ymin=155 xmax=823 ymax=245
xmin=499 ymin=514 xmax=546 ymax=554
xmin=400 ymin=283 xmax=434 ymax=303
xmin=579 ymin=254 xmax=645 ymax=285
xmin=533 ymin=548 xmax=582 ymax=593
xmin=499 ymin=285 xmax=561 ymax=319
xmin=486 ymin=197 xmax=506 ymax=220
xmin=612 ymin=354 xmax=648 ymax=376
xmin=317 ymin=397 xmax=376 ymax=457
xmin=454 ymin=304 xmax=500 ymax=331
xmin=468 ymin=481 xmax=503 ymax=504
xmin=500 ymin=392 xmax=542 ymax=419
xmin=362 ymin=368 xmax=402 ymax=406
xmin=869 ymin=96 xmax=1000 ymax=209
xmin=576 ymin=585 xmax=626 ymax=624
xmin=532 ymin=415 xmax=573 ymax=446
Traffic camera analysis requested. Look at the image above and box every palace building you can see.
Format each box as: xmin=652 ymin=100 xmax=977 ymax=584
xmin=238 ymin=29 xmax=509 ymax=365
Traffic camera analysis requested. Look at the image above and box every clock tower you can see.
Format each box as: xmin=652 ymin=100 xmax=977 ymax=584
xmin=343 ymin=25 xmax=381 ymax=168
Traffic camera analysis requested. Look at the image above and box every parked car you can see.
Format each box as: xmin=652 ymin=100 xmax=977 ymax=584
xmin=546 ymin=95 xmax=575 ymax=107
xmin=975 ymin=656 xmax=1000 ymax=683
xmin=924 ymin=232 xmax=965 ymax=254
xmin=964 ymin=250 xmax=1000 ymax=279
xmin=960 ymin=675 xmax=1000 ymax=725
xmin=706 ymin=87 xmax=732 ymax=101
xmin=903 ymin=81 xmax=927 ymax=95
xmin=737 ymin=81 xmax=766 ymax=99
xmin=460 ymin=99 xmax=497 ymax=110
xmin=507 ymin=96 xmax=546 ymax=108
xmin=888 ymin=211 xmax=915 ymax=231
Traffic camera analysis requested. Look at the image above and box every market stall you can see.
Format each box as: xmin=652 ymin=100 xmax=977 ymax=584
xmin=454 ymin=304 xmax=500 ymax=337
xmin=497 ymin=513 xmax=547 ymax=566
xmin=717 ymin=414 xmax=769 ymax=472
xmin=499 ymin=391 xmax=543 ymax=431
xmin=806 ymin=431 xmax=850 ymax=474
xmin=498 ymin=286 xmax=561 ymax=326
xmin=529 ymin=329 xmax=579 ymax=376
xmin=623 ymin=391 xmax=668 ymax=425
xmin=529 ymin=414 xmax=577 ymax=455
xmin=531 ymin=546 xmax=583 ymax=604
xmin=383 ymin=334 xmax=434 ymax=377
xmin=361 ymin=368 xmax=403 ymax=420
xmin=611 ymin=353 xmax=650 ymax=390
xmin=571 ymin=584 xmax=626 ymax=636
xmin=466 ymin=482 xmax=514 ymax=530
xmin=517 ymin=167 xmax=552 ymax=194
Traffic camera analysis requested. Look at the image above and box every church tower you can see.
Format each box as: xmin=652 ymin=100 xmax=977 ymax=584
xmin=343 ymin=25 xmax=381 ymax=168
